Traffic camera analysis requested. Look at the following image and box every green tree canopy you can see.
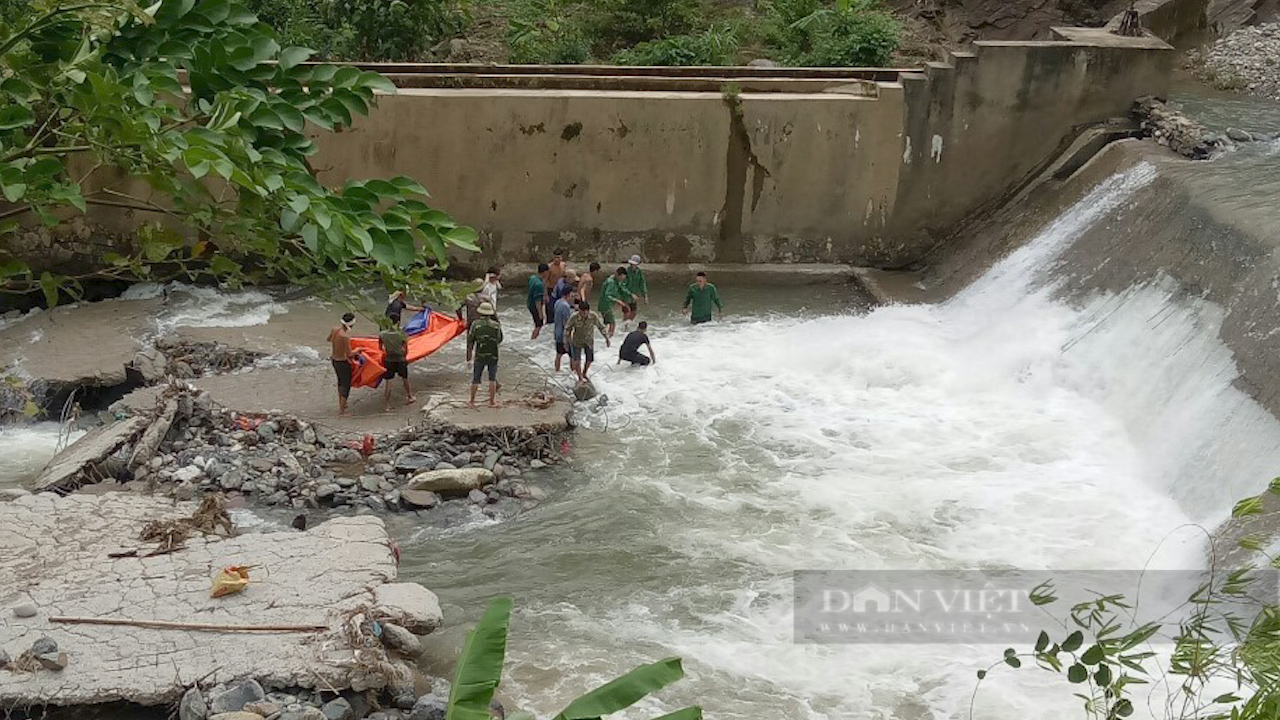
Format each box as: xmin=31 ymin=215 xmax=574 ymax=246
xmin=0 ymin=0 xmax=477 ymax=306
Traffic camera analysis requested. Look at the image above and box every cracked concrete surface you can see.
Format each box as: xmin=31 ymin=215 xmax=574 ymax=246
xmin=0 ymin=492 xmax=441 ymax=707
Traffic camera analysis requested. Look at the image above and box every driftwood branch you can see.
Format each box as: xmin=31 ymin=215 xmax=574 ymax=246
xmin=50 ymin=616 xmax=327 ymax=633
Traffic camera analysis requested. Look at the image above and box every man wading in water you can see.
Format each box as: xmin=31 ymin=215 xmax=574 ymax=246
xmin=618 ymin=321 xmax=656 ymax=367
xmin=467 ymin=301 xmax=503 ymax=408
xmin=327 ymin=312 xmax=358 ymax=416
xmin=683 ymin=271 xmax=724 ymax=325
xmin=565 ymin=300 xmax=610 ymax=382
xmin=379 ymin=314 xmax=416 ymax=411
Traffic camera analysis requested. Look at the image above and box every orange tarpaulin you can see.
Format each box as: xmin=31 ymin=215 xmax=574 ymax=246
xmin=349 ymin=310 xmax=465 ymax=389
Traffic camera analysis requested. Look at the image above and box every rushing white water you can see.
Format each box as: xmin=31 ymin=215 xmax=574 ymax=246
xmin=125 ymin=282 xmax=290 ymax=330
xmin=407 ymin=161 xmax=1280 ymax=720
xmin=0 ymin=423 xmax=83 ymax=488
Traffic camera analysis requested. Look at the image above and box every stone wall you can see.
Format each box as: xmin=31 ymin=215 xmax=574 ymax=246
xmin=310 ymin=31 xmax=1172 ymax=267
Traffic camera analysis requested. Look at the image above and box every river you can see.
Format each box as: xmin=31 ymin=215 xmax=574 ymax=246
xmin=2 ymin=94 xmax=1279 ymax=720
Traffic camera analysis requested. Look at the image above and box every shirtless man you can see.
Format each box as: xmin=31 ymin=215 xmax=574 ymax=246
xmin=578 ymin=261 xmax=600 ymax=302
xmin=327 ymin=312 xmax=358 ymax=416
xmin=545 ymin=249 xmax=567 ymax=321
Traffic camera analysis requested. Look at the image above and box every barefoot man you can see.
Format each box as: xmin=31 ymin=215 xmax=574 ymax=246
xmin=467 ymin=301 xmax=503 ymax=408
xmin=565 ymin=300 xmax=610 ymax=382
xmin=379 ymin=315 xmax=416 ymax=411
xmin=327 ymin=312 xmax=358 ymax=416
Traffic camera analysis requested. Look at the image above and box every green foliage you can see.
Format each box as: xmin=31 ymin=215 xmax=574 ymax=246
xmin=0 ymin=0 xmax=478 ymax=306
xmin=611 ymin=24 xmax=738 ymax=66
xmin=584 ymin=0 xmax=705 ymax=48
xmin=449 ymin=598 xmax=701 ymax=720
xmin=973 ymin=484 xmax=1280 ymax=719
xmin=506 ymin=0 xmax=590 ymax=64
xmin=240 ymin=0 xmax=464 ymax=61
xmin=765 ymin=0 xmax=899 ymax=67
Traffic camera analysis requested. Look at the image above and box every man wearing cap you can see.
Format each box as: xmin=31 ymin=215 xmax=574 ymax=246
xmin=624 ymin=255 xmax=648 ymax=315
xmin=565 ymin=300 xmax=610 ymax=382
xmin=385 ymin=290 xmax=422 ymax=325
xmin=327 ymin=312 xmax=359 ymax=416
xmin=597 ymin=266 xmax=634 ymax=339
xmin=467 ymin=301 xmax=503 ymax=408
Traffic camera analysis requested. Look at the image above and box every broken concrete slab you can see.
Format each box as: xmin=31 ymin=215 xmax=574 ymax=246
xmin=0 ymin=297 xmax=158 ymax=390
xmin=0 ymin=492 xmax=442 ymax=707
xmin=30 ymin=415 xmax=148 ymax=494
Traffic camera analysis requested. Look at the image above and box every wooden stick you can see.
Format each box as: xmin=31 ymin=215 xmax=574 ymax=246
xmin=51 ymin=616 xmax=327 ymax=633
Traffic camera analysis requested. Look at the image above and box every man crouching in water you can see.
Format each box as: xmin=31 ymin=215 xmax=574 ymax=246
xmin=327 ymin=312 xmax=358 ymax=416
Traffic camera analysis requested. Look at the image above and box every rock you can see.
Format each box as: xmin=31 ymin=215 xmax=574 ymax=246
xmin=747 ymin=58 xmax=778 ymax=67
xmin=250 ymin=458 xmax=276 ymax=472
xmin=321 ymin=698 xmax=354 ymax=720
xmin=407 ymin=694 xmax=447 ymax=720
xmin=257 ymin=423 xmax=277 ymax=443
xmin=468 ymin=489 xmax=488 ymax=504
xmin=335 ymin=475 xmax=357 ymax=488
xmin=483 ymin=451 xmax=501 ymax=471
xmin=433 ymin=462 xmax=457 ymax=471
xmin=31 ymin=636 xmax=57 ymax=655
xmin=380 ymin=623 xmax=423 ymax=656
xmin=368 ymin=712 xmax=405 ymax=720
xmin=208 ymin=713 xmax=265 ymax=720
xmin=373 ymin=583 xmax=444 ymax=634
xmin=1226 ymin=127 xmax=1254 ymax=142
xmin=406 ymin=468 xmax=495 ymax=494
xmin=13 ymin=602 xmax=37 ymax=618
xmin=530 ymin=459 xmax=547 ymax=469
xmin=244 ymin=702 xmax=280 ymax=717
xmin=267 ymin=692 xmax=298 ymax=708
xmin=399 ymin=489 xmax=440 ymax=509
xmin=393 ymin=693 xmax=418 ymax=710
xmin=360 ymin=475 xmax=383 ymax=492
xmin=36 ymin=652 xmax=68 ymax=671
xmin=394 ymin=451 xmax=440 ymax=473
xmin=492 ymin=464 xmax=507 ymax=481
xmin=173 ymin=465 xmax=203 ymax=483
xmin=131 ymin=346 xmax=169 ymax=382
xmin=220 ymin=473 xmax=245 ymax=491
xmin=174 ymin=480 xmax=198 ymax=501
xmin=316 ymin=483 xmax=340 ymax=500
xmin=450 ymin=452 xmax=471 ymax=467
xmin=279 ymin=706 xmax=326 ymax=720
xmin=368 ymin=453 xmax=392 ymax=464
xmin=209 ymin=679 xmax=266 ymax=714
xmin=0 ymin=488 xmax=31 ymax=502
xmin=490 ymin=699 xmax=506 ymax=719
xmin=180 ymin=686 xmax=210 ymax=720
xmin=384 ymin=490 xmax=401 ymax=507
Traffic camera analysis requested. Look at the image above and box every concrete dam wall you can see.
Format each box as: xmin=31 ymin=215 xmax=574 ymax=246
xmin=310 ymin=30 xmax=1172 ymax=267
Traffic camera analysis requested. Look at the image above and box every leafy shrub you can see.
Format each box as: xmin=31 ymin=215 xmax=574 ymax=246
xmin=612 ymin=25 xmax=739 ymax=66
xmin=242 ymin=0 xmax=464 ymax=61
xmin=586 ymin=0 xmax=706 ymax=47
xmin=766 ymin=0 xmax=900 ymax=67
xmin=507 ymin=0 xmax=592 ymax=63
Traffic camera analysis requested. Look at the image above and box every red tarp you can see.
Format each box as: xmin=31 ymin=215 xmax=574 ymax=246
xmin=348 ymin=310 xmax=465 ymax=389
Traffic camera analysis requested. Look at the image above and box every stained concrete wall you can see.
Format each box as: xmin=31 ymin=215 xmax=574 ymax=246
xmin=310 ymin=31 xmax=1171 ymax=267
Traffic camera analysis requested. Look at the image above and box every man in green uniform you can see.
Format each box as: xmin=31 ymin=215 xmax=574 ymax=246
xmin=527 ymin=263 xmax=549 ymax=340
xmin=565 ymin=300 xmax=610 ymax=382
xmin=379 ymin=314 xmax=415 ymax=412
xmin=597 ymin=266 xmax=633 ymax=339
xmin=683 ymin=271 xmax=723 ymax=325
xmin=624 ymin=255 xmax=648 ymax=315
xmin=466 ymin=301 xmax=503 ymax=408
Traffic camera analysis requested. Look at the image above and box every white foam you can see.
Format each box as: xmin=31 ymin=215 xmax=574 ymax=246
xmin=490 ymin=163 xmax=1277 ymax=720
xmin=153 ymin=282 xmax=289 ymax=330
xmin=0 ymin=423 xmax=84 ymax=488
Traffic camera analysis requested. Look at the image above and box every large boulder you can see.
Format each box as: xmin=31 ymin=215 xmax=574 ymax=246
xmin=373 ymin=583 xmax=443 ymax=635
xmin=405 ymin=468 xmax=495 ymax=495
xmin=129 ymin=347 xmax=169 ymax=383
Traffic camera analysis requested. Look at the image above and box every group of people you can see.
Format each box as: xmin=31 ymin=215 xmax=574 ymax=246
xmin=326 ymin=251 xmax=726 ymax=414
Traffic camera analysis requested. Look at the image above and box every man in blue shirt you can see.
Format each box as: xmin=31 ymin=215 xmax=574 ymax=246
xmin=527 ymin=263 xmax=549 ymax=340
xmin=552 ymin=287 xmax=578 ymax=373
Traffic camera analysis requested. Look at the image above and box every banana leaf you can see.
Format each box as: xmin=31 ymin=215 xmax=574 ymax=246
xmin=446 ymin=596 xmax=514 ymax=720
xmin=552 ymin=657 xmax=686 ymax=720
